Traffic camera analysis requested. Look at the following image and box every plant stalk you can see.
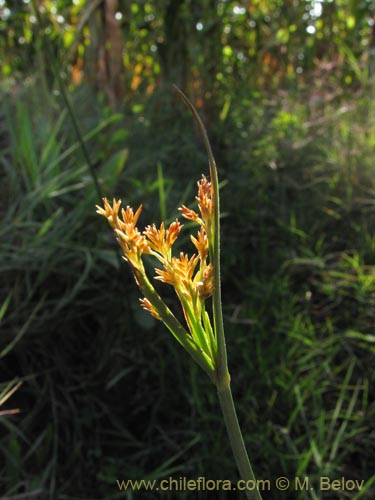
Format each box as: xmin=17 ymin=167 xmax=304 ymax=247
xmin=217 ymin=382 xmax=263 ymax=500
xmin=174 ymin=85 xmax=262 ymax=499
xmin=172 ymin=85 xmax=229 ymax=383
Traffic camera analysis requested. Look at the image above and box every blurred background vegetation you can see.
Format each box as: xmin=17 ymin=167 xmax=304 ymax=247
xmin=1 ymin=0 xmax=375 ymax=499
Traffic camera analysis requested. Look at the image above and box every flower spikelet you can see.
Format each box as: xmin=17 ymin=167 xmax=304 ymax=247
xmin=96 ymin=197 xmax=122 ymax=229
xmin=196 ymin=175 xmax=213 ymax=221
xmin=191 ymin=227 xmax=209 ymax=262
xmin=174 ymin=252 xmax=200 ymax=282
xmin=179 ymin=205 xmax=202 ymax=224
xmin=178 ymin=175 xmax=213 ymax=235
xmin=115 ymin=226 xmax=149 ymax=264
xmin=140 ymin=298 xmax=161 ymax=320
xmin=154 ymin=264 xmax=177 ymax=286
xmin=144 ymin=219 xmax=182 ymax=259
xmin=196 ymin=263 xmax=214 ymax=299
xmin=166 ymin=219 xmax=182 ymax=248
xmin=155 ymin=252 xmax=200 ymax=289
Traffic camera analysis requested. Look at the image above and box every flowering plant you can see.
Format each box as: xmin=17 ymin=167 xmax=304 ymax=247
xmin=97 ymin=87 xmax=262 ymax=500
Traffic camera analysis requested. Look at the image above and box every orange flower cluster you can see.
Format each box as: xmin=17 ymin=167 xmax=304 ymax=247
xmin=96 ymin=174 xmax=214 ymax=342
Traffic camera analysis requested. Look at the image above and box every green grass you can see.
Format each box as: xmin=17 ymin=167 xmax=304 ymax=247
xmin=0 ymin=77 xmax=374 ymax=499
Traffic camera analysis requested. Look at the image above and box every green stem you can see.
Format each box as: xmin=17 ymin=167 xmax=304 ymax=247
xmin=218 ymin=382 xmax=263 ymax=500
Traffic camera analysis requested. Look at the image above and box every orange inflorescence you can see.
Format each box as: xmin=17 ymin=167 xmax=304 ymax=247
xmin=96 ymin=173 xmax=215 ymax=330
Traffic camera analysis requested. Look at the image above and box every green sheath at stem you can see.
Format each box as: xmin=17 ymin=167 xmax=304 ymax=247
xmin=218 ymin=383 xmax=263 ymax=500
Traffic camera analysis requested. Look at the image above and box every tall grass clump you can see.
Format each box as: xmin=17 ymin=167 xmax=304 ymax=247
xmin=213 ymin=86 xmax=375 ymax=498
xmin=0 ymin=79 xmax=139 ymax=497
